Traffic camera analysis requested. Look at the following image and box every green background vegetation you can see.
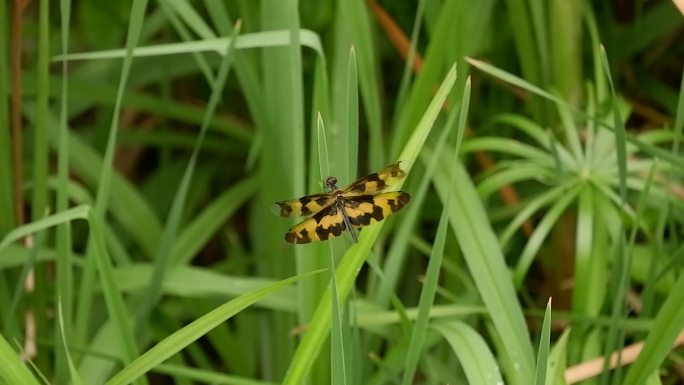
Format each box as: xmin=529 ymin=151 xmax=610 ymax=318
xmin=1 ymin=0 xmax=683 ymax=384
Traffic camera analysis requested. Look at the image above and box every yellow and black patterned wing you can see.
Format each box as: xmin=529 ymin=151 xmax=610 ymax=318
xmin=343 ymin=192 xmax=411 ymax=227
xmin=284 ymin=204 xmax=347 ymax=244
xmin=272 ymin=193 xmax=335 ymax=217
xmin=342 ymin=162 xmax=407 ymax=196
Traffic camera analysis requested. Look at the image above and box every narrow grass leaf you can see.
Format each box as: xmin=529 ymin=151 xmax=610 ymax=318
xmin=399 ymin=84 xmax=469 ymax=384
xmin=158 ymin=1 xmax=214 ymax=83
xmin=172 ymin=177 xmax=257 ymax=264
xmin=330 ymin=243 xmax=347 ymax=385
xmin=599 ymin=45 xmax=627 ymax=202
xmin=54 ymin=127 xmax=162 ymax=256
xmin=135 ymin=21 xmax=241 ymax=327
xmin=87 ymin=208 xmax=140 ymax=369
xmin=57 ymin=299 xmax=83 ymax=385
xmin=488 ymin=114 xmax=551 ymax=149
xmin=0 ymin=0 xmax=14 ymax=236
xmin=573 ymin=187 xmax=600 ymax=316
xmin=432 ymin=322 xmax=504 ymax=385
xmin=673 ymin=65 xmax=683 ymax=153
xmin=514 ymin=184 xmax=582 ymax=287
xmin=154 ymin=363 xmax=278 ymax=385
xmin=76 ymin=2 xmax=149 ymax=364
xmin=342 ymin=47 xmax=358 ymax=183
xmin=393 ymin=0 xmax=426 ymax=123
xmin=467 ymin=57 xmax=559 ymax=105
xmin=0 ymin=333 xmax=40 ymax=385
xmin=462 ymin=137 xmax=554 ymax=166
xmin=400 ymin=180 xmax=450 ymax=385
xmin=0 ymin=205 xmax=89 ymax=251
xmin=534 ymin=299 xmax=552 ymax=385
xmin=391 ymin=0 xmax=458 ymax=157
xmin=113 ymin=264 xmax=297 ymax=311
xmin=53 ymin=30 xmax=325 ymax=62
xmin=317 ymin=114 xmax=331 ymax=182
xmin=4 ymin=231 xmax=45 ymax=337
xmin=56 ymin=0 xmax=74 ymax=381
xmin=432 ymin=159 xmax=535 ymax=385
xmin=546 ymin=329 xmax=570 ymax=385
xmin=316 ymin=116 xmax=346 ymax=385
xmin=32 ymin=0 xmax=50 ymax=222
xmin=105 ymin=270 xmax=324 ymax=385
xmin=297 ymin=56 xmax=332 ymax=385
xmin=623 ymin=266 xmax=684 ymax=385
xmin=374 ymin=91 xmax=458 ymax=309
xmin=498 ymin=184 xmax=570 ymax=247
xmin=337 ymin=0 xmax=384 ymax=168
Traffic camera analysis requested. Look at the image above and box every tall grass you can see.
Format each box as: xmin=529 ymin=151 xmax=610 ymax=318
xmin=1 ymin=1 xmax=683 ymax=385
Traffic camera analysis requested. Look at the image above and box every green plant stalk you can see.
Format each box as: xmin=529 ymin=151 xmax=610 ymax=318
xmin=55 ymin=0 xmax=74 ymax=382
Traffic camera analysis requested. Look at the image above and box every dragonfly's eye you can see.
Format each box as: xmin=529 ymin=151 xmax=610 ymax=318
xmin=325 ymin=177 xmax=337 ymax=189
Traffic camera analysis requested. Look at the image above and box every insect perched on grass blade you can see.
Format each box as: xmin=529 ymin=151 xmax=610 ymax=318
xmin=273 ymin=162 xmax=411 ymax=244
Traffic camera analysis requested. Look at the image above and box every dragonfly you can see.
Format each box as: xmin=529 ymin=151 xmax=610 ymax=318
xmin=274 ymin=162 xmax=411 ymax=244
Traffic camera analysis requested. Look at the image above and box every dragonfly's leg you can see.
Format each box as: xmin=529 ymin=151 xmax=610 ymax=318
xmin=340 ymin=207 xmax=358 ymax=243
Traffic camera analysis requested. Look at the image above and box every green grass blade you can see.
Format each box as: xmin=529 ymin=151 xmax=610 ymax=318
xmin=0 ymin=0 xmax=13 ymax=236
xmin=92 ymin=0 xmax=148 ymax=219
xmin=400 ymin=177 xmax=450 ymax=385
xmin=623 ymin=268 xmax=684 ymax=385
xmin=373 ymin=89 xmax=458 ymax=309
xmin=0 ymin=333 xmax=40 ymax=385
xmin=534 ymin=299 xmax=552 ymax=385
xmin=55 ymin=0 xmax=74 ymax=382
xmin=315 ymin=115 xmax=346 ymax=385
xmin=158 ymin=1 xmax=214 ymax=84
xmin=75 ymin=2 xmax=149 ymax=368
xmin=399 ymin=81 xmax=468 ymax=385
xmin=87 ymin=208 xmax=141 ymax=372
xmin=259 ymin=1 xmax=307 ymax=377
xmin=135 ymin=22 xmax=241 ymax=327
xmin=391 ymin=0 xmax=458 ymax=158
xmin=53 ymin=128 xmax=162 ymax=256
xmin=330 ymin=244 xmax=347 ymax=385
xmin=317 ymin=113 xmax=330 ymax=182
xmin=0 ymin=205 xmax=89 ymax=251
xmin=154 ymin=363 xmax=278 ymax=385
xmin=32 ymin=0 xmax=50 ymax=222
xmin=298 ymin=55 xmax=332 ymax=385
xmin=57 ymin=299 xmax=83 ymax=385
xmin=341 ymin=47 xmax=358 ymax=183
xmin=432 ymin=322 xmax=504 ymax=385
xmin=53 ymin=30 xmax=325 ymax=62
xmin=172 ymin=177 xmax=257 ymax=264
xmin=337 ymin=0 xmax=383 ymax=168
xmin=599 ymin=45 xmax=627 ymax=202
xmin=105 ymin=270 xmax=324 ymax=385
xmin=514 ymin=184 xmax=582 ymax=287
xmin=432 ymin=158 xmax=535 ymax=383
xmin=673 ymin=65 xmax=684 ymax=153
xmin=113 ymin=264 xmax=296 ymax=311
xmin=572 ymin=187 xmax=605 ymax=317
xmin=545 ymin=329 xmax=570 ymax=385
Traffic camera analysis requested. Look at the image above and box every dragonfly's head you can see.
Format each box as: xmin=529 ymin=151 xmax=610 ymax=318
xmin=325 ymin=176 xmax=338 ymax=191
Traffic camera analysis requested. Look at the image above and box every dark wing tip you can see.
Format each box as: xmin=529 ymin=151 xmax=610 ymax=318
xmin=285 ymin=232 xmax=296 ymax=243
xmin=285 ymin=231 xmax=312 ymax=244
xmin=271 ymin=202 xmax=285 ymax=216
